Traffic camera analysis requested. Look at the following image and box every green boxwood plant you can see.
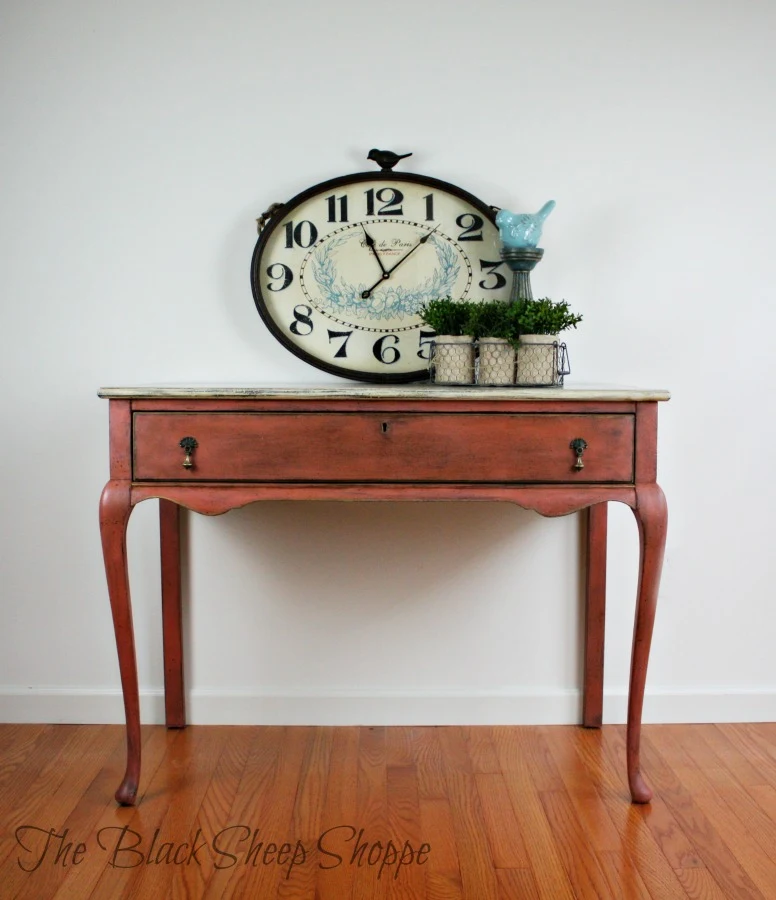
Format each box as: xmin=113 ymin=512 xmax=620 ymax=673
xmin=513 ymin=298 xmax=582 ymax=336
xmin=465 ymin=300 xmax=516 ymax=342
xmin=417 ymin=297 xmax=473 ymax=336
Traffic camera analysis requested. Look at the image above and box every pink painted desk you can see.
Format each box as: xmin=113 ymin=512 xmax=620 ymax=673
xmin=98 ymin=384 xmax=669 ymax=805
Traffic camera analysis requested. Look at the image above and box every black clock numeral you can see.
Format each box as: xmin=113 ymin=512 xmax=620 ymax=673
xmin=373 ymin=334 xmax=400 ymax=364
xmin=417 ymin=330 xmax=435 ymax=360
xmin=423 ymin=193 xmax=434 ymax=222
xmin=326 ymin=194 xmax=349 ymax=223
xmin=266 ymin=263 xmax=293 ymax=291
xmin=456 ymin=213 xmax=484 ymax=241
xmin=327 ymin=329 xmax=353 ymax=358
xmin=284 ymin=220 xmax=319 ymax=249
xmin=365 ymin=188 xmax=404 ymax=217
xmin=289 ymin=304 xmax=314 ymax=336
xmin=478 ymin=259 xmax=508 ymax=290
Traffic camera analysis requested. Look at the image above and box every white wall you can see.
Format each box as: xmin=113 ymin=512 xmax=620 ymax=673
xmin=1 ymin=0 xmax=774 ymax=726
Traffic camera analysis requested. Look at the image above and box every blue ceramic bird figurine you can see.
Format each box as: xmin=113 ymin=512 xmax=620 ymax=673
xmin=496 ymin=201 xmax=556 ymax=249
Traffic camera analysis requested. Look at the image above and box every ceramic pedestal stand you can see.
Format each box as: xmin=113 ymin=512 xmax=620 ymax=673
xmin=500 ymin=246 xmax=544 ymax=303
xmin=499 ymin=245 xmax=564 ymax=386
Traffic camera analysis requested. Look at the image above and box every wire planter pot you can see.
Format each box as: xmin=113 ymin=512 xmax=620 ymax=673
xmin=428 ymin=336 xmax=476 ymax=385
xmin=515 ymin=335 xmax=570 ymax=387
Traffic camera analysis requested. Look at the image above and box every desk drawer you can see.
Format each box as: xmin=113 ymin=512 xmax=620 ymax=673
xmin=132 ymin=412 xmax=634 ymax=483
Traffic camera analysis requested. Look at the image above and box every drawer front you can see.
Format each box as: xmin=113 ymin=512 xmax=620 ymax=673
xmin=133 ymin=412 xmax=634 ymax=483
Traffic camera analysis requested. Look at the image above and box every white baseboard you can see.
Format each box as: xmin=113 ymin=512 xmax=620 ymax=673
xmin=0 ymin=686 xmax=774 ymax=725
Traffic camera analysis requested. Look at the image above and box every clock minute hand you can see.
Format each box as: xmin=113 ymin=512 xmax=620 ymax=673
xmin=384 ymin=225 xmax=439 ymax=276
xmin=361 ymin=226 xmax=439 ymax=299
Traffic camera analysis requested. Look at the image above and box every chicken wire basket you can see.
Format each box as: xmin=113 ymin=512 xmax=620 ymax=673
xmin=477 ymin=338 xmax=516 ymax=386
xmin=429 ymin=337 xmax=475 ymax=385
xmin=515 ymin=336 xmax=570 ymax=387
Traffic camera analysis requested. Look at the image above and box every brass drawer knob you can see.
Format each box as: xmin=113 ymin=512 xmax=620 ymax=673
xmin=179 ymin=436 xmax=198 ymax=469
xmin=570 ymin=437 xmax=587 ymax=470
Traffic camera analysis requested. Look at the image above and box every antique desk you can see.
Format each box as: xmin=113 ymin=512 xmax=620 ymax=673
xmin=98 ymin=384 xmax=669 ymax=806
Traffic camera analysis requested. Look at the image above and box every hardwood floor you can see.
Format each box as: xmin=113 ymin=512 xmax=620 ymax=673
xmin=1 ymin=723 xmax=776 ymax=899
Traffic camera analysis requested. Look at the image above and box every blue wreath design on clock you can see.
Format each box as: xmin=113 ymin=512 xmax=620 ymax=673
xmin=309 ymin=232 xmax=461 ymax=322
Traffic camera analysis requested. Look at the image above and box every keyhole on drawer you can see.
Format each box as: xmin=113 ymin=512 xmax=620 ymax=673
xmin=381 ymin=422 xmax=389 ymax=434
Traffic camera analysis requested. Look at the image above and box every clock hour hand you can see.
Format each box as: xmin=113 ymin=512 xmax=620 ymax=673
xmin=361 ymin=226 xmax=439 ymax=299
xmin=361 ymin=225 xmax=388 ymax=276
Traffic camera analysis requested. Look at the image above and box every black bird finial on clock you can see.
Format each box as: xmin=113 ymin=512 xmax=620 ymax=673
xmin=367 ymin=148 xmax=413 ymax=171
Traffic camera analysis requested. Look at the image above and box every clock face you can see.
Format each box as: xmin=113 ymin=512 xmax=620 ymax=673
xmin=251 ymin=172 xmax=510 ymax=382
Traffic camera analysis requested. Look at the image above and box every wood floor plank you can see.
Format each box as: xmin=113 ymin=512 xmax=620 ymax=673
xmin=474 ymin=774 xmax=530 ymax=868
xmin=696 ymin=724 xmax=768 ymax=789
xmin=673 ymin=866 xmax=731 ymax=900
xmin=717 ymin=724 xmax=776 ymax=790
xmin=0 ymin=725 xmax=102 ymax=860
xmin=425 ymin=872 xmax=464 ymax=900
xmin=5 ymin=725 xmax=125 ymax=900
xmin=519 ymin=728 xmax=566 ymax=794
xmin=540 ymin=734 xmax=656 ymax=899
xmin=414 ymin=728 xmax=449 ymax=801
xmin=233 ymin=726 xmax=314 ymax=900
xmin=588 ymin=728 xmax=699 ymax=899
xmin=641 ymin=731 xmax=766 ymax=899
xmin=597 ymin=850 xmax=653 ymax=900
xmin=386 ymin=766 xmax=425 ymax=900
xmin=69 ymin=727 xmax=190 ymax=900
xmin=317 ymin=726 xmax=360 ymax=900
xmin=4 ymin=723 xmax=776 ymax=900
xmin=418 ymin=796 xmax=461 ymax=896
xmin=358 ymin=729 xmax=392 ymax=898
xmin=0 ymin=726 xmax=120 ymax=877
xmin=654 ymin=725 xmax=776 ymax=897
xmin=435 ymin=728 xmax=473 ymax=775
xmin=461 ymin=727 xmax=500 ymax=775
xmin=385 ymin=727 xmax=415 ymax=768
xmin=498 ymin=782 xmax=576 ymax=900
xmin=541 ymin=726 xmax=622 ymax=854
xmin=443 ymin=770 xmax=499 ymax=900
xmin=490 ymin=727 xmax=576 ymax=899
xmin=114 ymin=726 xmax=230 ymax=900
xmin=199 ymin=725 xmax=299 ymax=900
xmin=538 ymin=787 xmax=613 ymax=899
xmin=490 ymin=727 xmax=539 ymax=792
xmin=496 ymin=867 xmax=540 ymax=899
xmin=676 ymin=726 xmax=776 ymax=867
xmin=0 ymin=723 xmax=49 ymax=790
xmin=275 ymin=726 xmax=335 ymax=900
xmin=684 ymin=778 xmax=776 ymax=899
xmin=185 ymin=726 xmax=256 ymax=890
xmin=43 ymin=726 xmax=181 ymax=900
xmin=746 ymin=783 xmax=776 ymax=828
xmin=351 ymin=725 xmax=388 ymax=900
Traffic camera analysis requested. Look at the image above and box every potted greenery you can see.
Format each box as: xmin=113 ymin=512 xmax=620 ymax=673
xmin=419 ymin=297 xmax=475 ymax=384
xmin=513 ymin=298 xmax=582 ymax=386
xmin=466 ymin=301 xmax=517 ymax=385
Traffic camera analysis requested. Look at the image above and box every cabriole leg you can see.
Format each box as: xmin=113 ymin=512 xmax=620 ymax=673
xmin=100 ymin=480 xmax=140 ymax=805
xmin=627 ymin=484 xmax=668 ymax=803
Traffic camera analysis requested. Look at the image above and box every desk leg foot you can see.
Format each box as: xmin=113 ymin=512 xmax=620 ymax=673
xmin=100 ymin=480 xmax=140 ymax=806
xmin=629 ymin=770 xmax=652 ymax=805
xmin=115 ymin=775 xmax=139 ymax=806
xmin=627 ymin=483 xmax=667 ymax=804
